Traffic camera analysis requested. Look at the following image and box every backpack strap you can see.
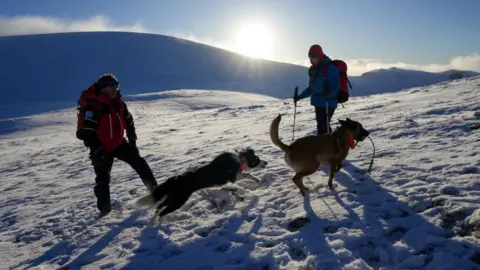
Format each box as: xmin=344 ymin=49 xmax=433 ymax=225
xmin=308 ymin=65 xmax=318 ymax=85
xmin=322 ymin=63 xmax=329 ymax=78
xmin=322 ymin=62 xmax=331 ymax=93
xmin=338 ymin=70 xmax=353 ymax=89
xmin=346 ymin=76 xmax=353 ymax=89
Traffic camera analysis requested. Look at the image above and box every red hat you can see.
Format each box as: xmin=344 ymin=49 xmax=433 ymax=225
xmin=308 ymin=44 xmax=324 ymax=59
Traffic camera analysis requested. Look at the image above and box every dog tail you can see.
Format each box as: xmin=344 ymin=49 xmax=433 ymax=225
xmin=269 ymin=114 xmax=290 ymax=154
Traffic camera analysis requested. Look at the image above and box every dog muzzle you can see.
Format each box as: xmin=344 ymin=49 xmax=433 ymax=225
xmin=357 ymin=130 xmax=370 ymax=142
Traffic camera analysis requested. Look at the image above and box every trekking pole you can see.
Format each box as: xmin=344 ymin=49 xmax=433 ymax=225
xmin=367 ymin=136 xmax=376 ymax=173
xmin=325 ymin=101 xmax=330 ymax=134
xmin=292 ymin=86 xmax=298 ymax=141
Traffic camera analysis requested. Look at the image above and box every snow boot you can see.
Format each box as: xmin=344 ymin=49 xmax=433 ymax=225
xmin=98 ymin=203 xmax=112 ymax=216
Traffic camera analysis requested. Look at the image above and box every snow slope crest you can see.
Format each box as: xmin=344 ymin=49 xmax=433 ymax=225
xmin=0 ymin=77 xmax=480 ymax=269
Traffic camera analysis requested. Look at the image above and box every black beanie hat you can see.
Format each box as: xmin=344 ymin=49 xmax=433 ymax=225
xmin=96 ymin=73 xmax=119 ymax=90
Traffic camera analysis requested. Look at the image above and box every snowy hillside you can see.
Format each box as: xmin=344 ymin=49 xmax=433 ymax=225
xmin=0 ymin=32 xmax=306 ymax=107
xmin=1 ymin=77 xmax=480 ymax=269
xmin=354 ymin=67 xmax=479 ymax=96
xmin=1 ymin=32 xmax=478 ymax=119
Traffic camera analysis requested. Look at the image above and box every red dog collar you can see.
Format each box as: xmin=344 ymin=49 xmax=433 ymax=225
xmin=345 ymin=133 xmax=356 ymax=149
xmin=239 ymin=156 xmax=247 ymax=173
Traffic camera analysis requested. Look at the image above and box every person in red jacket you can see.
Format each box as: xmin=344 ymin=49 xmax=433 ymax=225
xmin=76 ymin=74 xmax=158 ymax=215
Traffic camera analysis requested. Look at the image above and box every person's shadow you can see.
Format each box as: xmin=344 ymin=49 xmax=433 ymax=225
xmin=24 ymin=195 xmax=279 ymax=270
xmin=292 ymin=193 xmax=346 ymax=269
xmin=123 ymin=192 xmax=344 ymax=270
xmin=20 ymin=159 xmax=480 ymax=269
xmin=23 ymin=211 xmax=144 ymax=270
xmin=315 ymin=160 xmax=480 ymax=269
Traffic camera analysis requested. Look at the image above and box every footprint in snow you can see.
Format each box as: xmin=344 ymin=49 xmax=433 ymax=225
xmin=287 ymin=239 xmax=309 ymax=261
xmin=214 ymin=243 xmax=231 ymax=253
xmin=287 ymin=217 xmax=310 ymax=232
xmin=194 ymin=223 xmax=223 ymax=237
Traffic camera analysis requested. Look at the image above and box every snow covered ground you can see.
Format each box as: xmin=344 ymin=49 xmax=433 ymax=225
xmin=1 ymin=78 xmax=480 ymax=270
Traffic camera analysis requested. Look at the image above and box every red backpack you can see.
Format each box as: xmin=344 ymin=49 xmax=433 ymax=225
xmin=76 ymin=85 xmax=99 ymax=135
xmin=321 ymin=59 xmax=352 ymax=104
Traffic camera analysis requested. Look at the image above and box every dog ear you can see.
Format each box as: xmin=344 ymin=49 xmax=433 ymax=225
xmin=339 ymin=119 xmax=347 ymax=126
xmin=346 ymin=117 xmax=353 ymax=123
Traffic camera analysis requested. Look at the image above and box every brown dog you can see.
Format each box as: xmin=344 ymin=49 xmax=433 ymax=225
xmin=269 ymin=114 xmax=369 ymax=195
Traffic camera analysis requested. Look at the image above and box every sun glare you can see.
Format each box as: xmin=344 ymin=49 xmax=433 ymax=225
xmin=235 ymin=23 xmax=274 ymax=59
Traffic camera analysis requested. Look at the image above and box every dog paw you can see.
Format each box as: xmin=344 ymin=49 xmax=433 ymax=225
xmin=151 ymin=214 xmax=165 ymax=225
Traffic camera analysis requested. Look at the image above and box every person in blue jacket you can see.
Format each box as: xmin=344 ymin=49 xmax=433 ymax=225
xmin=294 ymin=44 xmax=341 ymax=135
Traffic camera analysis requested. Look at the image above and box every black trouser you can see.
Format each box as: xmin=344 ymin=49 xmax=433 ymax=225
xmin=315 ymin=106 xmax=336 ymax=135
xmin=91 ymin=140 xmax=157 ymax=211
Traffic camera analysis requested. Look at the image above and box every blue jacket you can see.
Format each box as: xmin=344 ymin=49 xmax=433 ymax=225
xmin=297 ymin=56 xmax=341 ymax=109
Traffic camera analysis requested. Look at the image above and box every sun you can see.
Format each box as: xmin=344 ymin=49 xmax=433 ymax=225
xmin=234 ymin=23 xmax=274 ymax=59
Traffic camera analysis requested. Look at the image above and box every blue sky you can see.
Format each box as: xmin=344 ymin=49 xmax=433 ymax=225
xmin=1 ymin=0 xmax=479 ymax=74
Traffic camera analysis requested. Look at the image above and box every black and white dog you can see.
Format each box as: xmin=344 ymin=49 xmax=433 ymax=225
xmin=134 ymin=148 xmax=268 ymax=218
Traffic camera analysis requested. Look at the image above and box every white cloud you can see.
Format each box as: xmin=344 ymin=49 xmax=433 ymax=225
xmin=449 ymin=54 xmax=480 ymax=72
xmin=295 ymin=54 xmax=480 ymax=76
xmin=0 ymin=15 xmax=149 ymax=36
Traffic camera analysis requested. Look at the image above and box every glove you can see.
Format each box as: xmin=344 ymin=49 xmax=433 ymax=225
xmin=127 ymin=132 xmax=137 ymax=142
xmin=293 ymin=87 xmax=300 ymax=103
xmin=129 ymin=138 xmax=139 ymax=156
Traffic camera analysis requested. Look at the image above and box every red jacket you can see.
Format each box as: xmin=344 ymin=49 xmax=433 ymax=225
xmin=76 ymin=85 xmax=136 ymax=152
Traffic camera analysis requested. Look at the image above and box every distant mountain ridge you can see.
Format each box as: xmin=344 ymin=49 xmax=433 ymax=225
xmin=352 ymin=67 xmax=479 ymax=96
